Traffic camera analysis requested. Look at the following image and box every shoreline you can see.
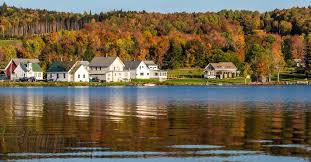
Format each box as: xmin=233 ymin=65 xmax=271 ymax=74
xmin=0 ymin=79 xmax=309 ymax=87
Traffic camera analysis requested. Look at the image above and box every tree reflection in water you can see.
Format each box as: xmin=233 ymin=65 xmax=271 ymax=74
xmin=0 ymin=86 xmax=310 ymax=161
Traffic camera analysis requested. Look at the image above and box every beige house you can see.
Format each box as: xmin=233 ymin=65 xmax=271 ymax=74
xmin=204 ymin=62 xmax=239 ymax=79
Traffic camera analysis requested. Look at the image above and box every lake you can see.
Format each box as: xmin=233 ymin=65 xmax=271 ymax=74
xmin=0 ymin=86 xmax=310 ymax=162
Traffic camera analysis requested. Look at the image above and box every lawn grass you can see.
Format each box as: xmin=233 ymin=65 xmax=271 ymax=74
xmin=163 ymin=78 xmax=250 ymax=85
xmin=0 ymin=39 xmax=22 ymax=47
xmin=0 ymin=81 xmax=129 ymax=87
xmin=0 ymin=78 xmax=249 ymax=87
xmin=168 ymin=68 xmax=204 ymax=78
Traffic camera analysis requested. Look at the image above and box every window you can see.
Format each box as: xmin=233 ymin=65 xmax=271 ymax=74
xmin=50 ymin=74 xmax=52 ymax=78
xmin=96 ymin=67 xmax=98 ymax=70
xmin=78 ymin=74 xmax=80 ymax=78
xmin=155 ymin=73 xmax=158 ymax=76
xmin=63 ymin=73 xmax=66 ymax=78
xmin=83 ymin=74 xmax=85 ymax=78
xmin=38 ymin=73 xmax=41 ymax=77
xmin=100 ymin=67 xmax=102 ymax=70
xmin=57 ymin=73 xmax=59 ymax=79
xmin=140 ymin=73 xmax=144 ymax=76
xmin=147 ymin=73 xmax=149 ymax=75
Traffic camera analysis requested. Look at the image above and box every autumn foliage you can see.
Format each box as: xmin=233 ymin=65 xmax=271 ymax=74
xmin=0 ymin=4 xmax=310 ymax=80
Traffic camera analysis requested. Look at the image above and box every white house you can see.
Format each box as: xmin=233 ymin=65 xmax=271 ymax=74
xmin=89 ymin=56 xmax=130 ymax=82
xmin=47 ymin=61 xmax=75 ymax=82
xmin=47 ymin=61 xmax=90 ymax=82
xmin=69 ymin=61 xmax=90 ymax=82
xmin=204 ymin=62 xmax=239 ymax=79
xmin=13 ymin=62 xmax=43 ymax=81
xmin=124 ymin=60 xmax=150 ymax=79
xmin=144 ymin=61 xmax=167 ymax=81
xmin=4 ymin=58 xmax=40 ymax=80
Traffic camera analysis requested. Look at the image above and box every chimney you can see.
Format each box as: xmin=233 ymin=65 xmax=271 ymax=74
xmin=28 ymin=63 xmax=32 ymax=71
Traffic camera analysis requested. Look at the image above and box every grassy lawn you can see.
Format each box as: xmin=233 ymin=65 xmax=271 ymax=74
xmin=0 ymin=81 xmax=130 ymax=87
xmin=168 ymin=68 xmax=204 ymax=78
xmin=163 ymin=78 xmax=249 ymax=85
xmin=0 ymin=39 xmax=22 ymax=47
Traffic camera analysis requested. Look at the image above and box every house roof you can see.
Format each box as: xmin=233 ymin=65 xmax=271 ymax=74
xmin=207 ymin=62 xmax=237 ymax=71
xmin=47 ymin=61 xmax=75 ymax=72
xmin=19 ymin=63 xmax=43 ymax=72
xmin=5 ymin=58 xmax=40 ymax=70
xmin=89 ymin=57 xmax=117 ymax=67
xmin=144 ymin=60 xmax=157 ymax=66
xmin=69 ymin=61 xmax=89 ymax=75
xmin=124 ymin=60 xmax=142 ymax=70
xmin=12 ymin=58 xmax=39 ymax=65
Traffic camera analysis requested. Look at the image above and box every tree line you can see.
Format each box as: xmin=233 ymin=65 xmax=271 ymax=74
xmin=0 ymin=4 xmax=310 ymax=80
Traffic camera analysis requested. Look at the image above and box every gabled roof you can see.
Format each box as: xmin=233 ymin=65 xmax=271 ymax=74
xmin=207 ymin=62 xmax=237 ymax=71
xmin=18 ymin=63 xmax=43 ymax=72
xmin=144 ymin=60 xmax=157 ymax=66
xmin=31 ymin=63 xmax=43 ymax=72
xmin=69 ymin=61 xmax=89 ymax=75
xmin=124 ymin=60 xmax=143 ymax=70
xmin=5 ymin=58 xmax=40 ymax=70
xmin=47 ymin=61 xmax=75 ymax=72
xmin=89 ymin=57 xmax=117 ymax=67
xmin=12 ymin=58 xmax=39 ymax=65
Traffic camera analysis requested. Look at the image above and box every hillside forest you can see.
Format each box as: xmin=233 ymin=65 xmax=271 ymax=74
xmin=0 ymin=3 xmax=310 ymax=80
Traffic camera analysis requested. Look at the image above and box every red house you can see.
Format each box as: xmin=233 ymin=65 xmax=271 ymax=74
xmin=4 ymin=59 xmax=40 ymax=80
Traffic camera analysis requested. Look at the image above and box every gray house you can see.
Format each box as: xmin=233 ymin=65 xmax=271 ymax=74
xmin=204 ymin=62 xmax=239 ymax=79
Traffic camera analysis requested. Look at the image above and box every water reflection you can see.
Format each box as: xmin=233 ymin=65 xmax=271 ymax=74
xmin=0 ymin=86 xmax=310 ymax=161
xmin=67 ymin=88 xmax=90 ymax=117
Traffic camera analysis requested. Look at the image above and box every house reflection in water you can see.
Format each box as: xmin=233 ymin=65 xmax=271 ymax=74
xmin=67 ymin=88 xmax=90 ymax=117
xmin=105 ymin=88 xmax=129 ymax=122
xmin=134 ymin=88 xmax=167 ymax=119
xmin=2 ymin=89 xmax=44 ymax=118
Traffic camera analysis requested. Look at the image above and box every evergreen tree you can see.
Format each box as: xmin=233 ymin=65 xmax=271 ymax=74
xmin=0 ymin=2 xmax=8 ymax=15
xmin=163 ymin=40 xmax=184 ymax=69
xmin=83 ymin=44 xmax=95 ymax=61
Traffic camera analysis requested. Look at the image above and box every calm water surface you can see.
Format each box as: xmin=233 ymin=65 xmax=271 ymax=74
xmin=0 ymin=86 xmax=310 ymax=162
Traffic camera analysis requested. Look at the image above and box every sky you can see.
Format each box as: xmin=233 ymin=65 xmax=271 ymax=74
xmin=1 ymin=0 xmax=310 ymax=13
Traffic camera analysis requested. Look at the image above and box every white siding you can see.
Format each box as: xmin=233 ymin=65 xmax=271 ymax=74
xmin=109 ymin=57 xmax=124 ymax=71
xmin=150 ymin=70 xmax=167 ymax=81
xmin=73 ymin=65 xmax=89 ymax=82
xmin=13 ymin=66 xmax=26 ymax=80
xmin=13 ymin=64 xmax=43 ymax=81
xmin=132 ymin=62 xmax=150 ymax=79
xmin=47 ymin=72 xmax=69 ymax=82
